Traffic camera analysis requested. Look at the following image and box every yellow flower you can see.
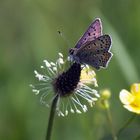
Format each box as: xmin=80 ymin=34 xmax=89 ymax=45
xmin=119 ymin=83 xmax=140 ymax=114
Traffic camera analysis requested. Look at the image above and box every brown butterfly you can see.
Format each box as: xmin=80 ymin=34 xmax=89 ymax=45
xmin=69 ymin=18 xmax=112 ymax=69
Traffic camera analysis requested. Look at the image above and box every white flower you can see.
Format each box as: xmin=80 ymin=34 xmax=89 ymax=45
xmin=31 ymin=53 xmax=99 ymax=116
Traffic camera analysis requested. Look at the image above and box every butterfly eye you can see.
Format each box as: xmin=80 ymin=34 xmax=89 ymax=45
xmin=69 ymin=48 xmax=74 ymax=55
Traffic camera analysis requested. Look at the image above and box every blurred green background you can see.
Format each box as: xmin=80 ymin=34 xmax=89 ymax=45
xmin=0 ymin=0 xmax=140 ymax=140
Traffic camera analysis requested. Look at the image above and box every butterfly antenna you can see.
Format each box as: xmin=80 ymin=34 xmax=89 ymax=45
xmin=57 ymin=30 xmax=71 ymax=48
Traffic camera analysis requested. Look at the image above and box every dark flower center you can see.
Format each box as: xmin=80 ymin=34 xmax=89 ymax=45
xmin=53 ymin=63 xmax=81 ymax=97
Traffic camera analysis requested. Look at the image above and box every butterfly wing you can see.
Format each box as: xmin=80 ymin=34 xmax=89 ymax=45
xmin=75 ymin=18 xmax=102 ymax=49
xmin=77 ymin=52 xmax=112 ymax=69
xmin=93 ymin=52 xmax=112 ymax=69
xmin=75 ymin=35 xmax=112 ymax=69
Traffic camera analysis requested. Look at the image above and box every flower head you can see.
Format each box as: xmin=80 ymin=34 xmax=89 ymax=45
xmin=30 ymin=53 xmax=99 ymax=116
xmin=98 ymin=89 xmax=111 ymax=109
xmin=120 ymin=83 xmax=140 ymax=114
xmin=80 ymin=65 xmax=98 ymax=87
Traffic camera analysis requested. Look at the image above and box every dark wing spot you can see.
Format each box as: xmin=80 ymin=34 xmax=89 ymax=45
xmin=101 ymin=40 xmax=104 ymax=44
xmin=88 ymin=33 xmax=91 ymax=36
xmin=91 ymin=26 xmax=95 ymax=30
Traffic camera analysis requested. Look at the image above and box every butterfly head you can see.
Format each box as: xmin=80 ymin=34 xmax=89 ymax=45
xmin=68 ymin=48 xmax=75 ymax=62
xmin=69 ymin=48 xmax=76 ymax=55
xmin=68 ymin=48 xmax=80 ymax=63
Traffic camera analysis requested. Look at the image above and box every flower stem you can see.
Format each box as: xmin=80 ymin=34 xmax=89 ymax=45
xmin=46 ymin=95 xmax=59 ymax=140
xmin=106 ymin=106 xmax=117 ymax=140
xmin=117 ymin=114 xmax=137 ymax=137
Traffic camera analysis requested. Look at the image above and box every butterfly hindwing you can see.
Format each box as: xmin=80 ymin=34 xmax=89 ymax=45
xmin=75 ymin=35 xmax=112 ymax=69
xmin=94 ymin=52 xmax=112 ymax=67
xmin=76 ymin=51 xmax=112 ymax=69
xmin=75 ymin=18 xmax=102 ymax=49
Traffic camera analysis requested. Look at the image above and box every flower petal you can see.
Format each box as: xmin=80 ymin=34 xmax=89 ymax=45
xmin=131 ymin=83 xmax=140 ymax=96
xmin=124 ymin=104 xmax=140 ymax=114
xmin=119 ymin=89 xmax=134 ymax=105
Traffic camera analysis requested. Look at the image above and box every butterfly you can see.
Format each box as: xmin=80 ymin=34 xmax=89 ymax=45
xmin=69 ymin=18 xmax=113 ymax=70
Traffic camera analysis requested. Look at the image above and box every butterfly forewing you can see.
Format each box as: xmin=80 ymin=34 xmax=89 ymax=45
xmin=75 ymin=18 xmax=102 ymax=49
xmin=76 ymin=35 xmax=111 ymax=54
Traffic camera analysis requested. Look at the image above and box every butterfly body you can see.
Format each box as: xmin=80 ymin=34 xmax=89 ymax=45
xmin=69 ymin=18 xmax=112 ymax=70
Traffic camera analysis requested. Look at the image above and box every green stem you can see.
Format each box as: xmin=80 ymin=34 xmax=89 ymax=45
xmin=46 ymin=95 xmax=59 ymax=140
xmin=106 ymin=106 xmax=118 ymax=140
xmin=117 ymin=114 xmax=137 ymax=137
